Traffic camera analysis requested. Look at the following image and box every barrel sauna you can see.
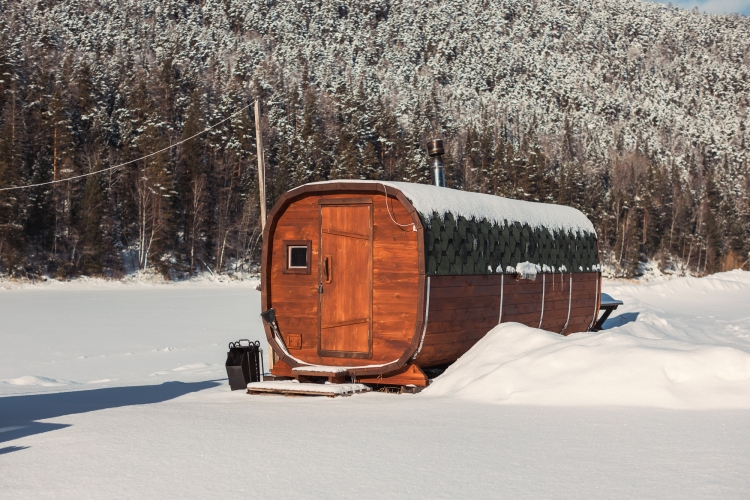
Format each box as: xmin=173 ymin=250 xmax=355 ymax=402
xmin=261 ymin=181 xmax=601 ymax=386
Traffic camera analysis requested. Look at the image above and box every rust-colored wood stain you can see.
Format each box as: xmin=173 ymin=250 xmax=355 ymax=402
xmin=319 ymin=200 xmax=373 ymax=357
xmin=261 ymin=182 xmax=601 ymax=382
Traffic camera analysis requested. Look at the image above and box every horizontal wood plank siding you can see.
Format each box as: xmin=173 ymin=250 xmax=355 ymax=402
xmin=413 ymin=272 xmax=599 ymax=368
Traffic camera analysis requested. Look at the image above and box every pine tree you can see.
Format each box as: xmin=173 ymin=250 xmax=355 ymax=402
xmin=330 ymin=123 xmax=360 ymax=179
xmin=703 ymin=169 xmax=724 ymax=273
xmin=178 ymin=93 xmax=208 ymax=275
xmin=0 ymin=103 xmax=24 ymax=274
xmin=1 ymin=0 xmax=749 ymax=278
xmin=400 ymin=133 xmax=430 ymax=184
xmin=487 ymin=138 xmax=511 ymax=196
xmin=374 ymin=98 xmax=400 ymax=180
xmin=78 ymin=175 xmax=104 ymax=274
xmin=134 ymin=119 xmax=173 ymax=272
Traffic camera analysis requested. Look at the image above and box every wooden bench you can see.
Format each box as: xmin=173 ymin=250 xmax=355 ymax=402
xmin=592 ymin=293 xmax=623 ymax=331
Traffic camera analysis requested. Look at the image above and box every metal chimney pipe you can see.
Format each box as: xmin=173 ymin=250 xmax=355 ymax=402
xmin=428 ymin=139 xmax=446 ymax=187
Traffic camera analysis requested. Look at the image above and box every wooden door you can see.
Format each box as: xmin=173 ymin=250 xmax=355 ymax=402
xmin=318 ymin=200 xmax=373 ymax=358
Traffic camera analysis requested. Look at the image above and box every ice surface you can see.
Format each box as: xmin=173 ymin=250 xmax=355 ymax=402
xmin=311 ymin=180 xmax=596 ymax=235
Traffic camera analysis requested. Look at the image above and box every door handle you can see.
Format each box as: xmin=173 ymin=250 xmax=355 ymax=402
xmin=324 ymin=254 xmax=332 ymax=283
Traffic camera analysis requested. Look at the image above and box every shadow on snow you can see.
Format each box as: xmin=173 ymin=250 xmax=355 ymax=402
xmin=0 ymin=445 xmax=30 ymax=455
xmin=0 ymin=380 xmax=221 ymax=451
xmin=602 ymin=311 xmax=639 ymax=329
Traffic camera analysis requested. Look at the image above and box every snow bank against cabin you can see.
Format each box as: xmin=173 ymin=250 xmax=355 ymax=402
xmin=311 ymin=180 xmax=595 ymax=235
xmin=425 ymin=323 xmax=750 ymax=409
xmin=425 ymin=270 xmax=750 ymax=409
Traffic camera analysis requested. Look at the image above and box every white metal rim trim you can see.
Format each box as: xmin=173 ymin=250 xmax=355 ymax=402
xmin=275 ymin=277 xmax=431 ymax=371
xmin=498 ymin=274 xmax=505 ymax=324
xmin=411 ymin=276 xmax=431 ymax=360
xmin=561 ymin=274 xmax=573 ymax=335
xmin=538 ymin=274 xmax=546 ymax=329
xmin=589 ymin=276 xmax=599 ymax=330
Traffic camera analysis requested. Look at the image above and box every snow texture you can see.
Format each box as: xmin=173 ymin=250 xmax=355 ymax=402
xmin=0 ymin=282 xmax=262 ymax=397
xmin=291 ymin=366 xmax=349 ymax=374
xmin=1 ymin=376 xmax=77 ymax=388
xmin=247 ymin=381 xmax=369 ymax=395
xmin=311 ymin=181 xmax=597 ymax=235
xmin=513 ymin=261 xmax=541 ymax=279
xmin=600 ymin=292 xmax=624 ymax=306
xmin=2 ymin=274 xmax=750 ymax=497
xmin=425 ymin=270 xmax=750 ymax=409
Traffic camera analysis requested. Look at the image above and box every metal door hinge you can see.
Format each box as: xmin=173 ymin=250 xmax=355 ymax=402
xmin=318 ymin=283 xmax=323 ymax=293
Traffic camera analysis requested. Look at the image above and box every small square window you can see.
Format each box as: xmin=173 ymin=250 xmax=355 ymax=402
xmin=282 ymin=240 xmax=311 ymax=274
xmin=288 ymin=246 xmax=308 ymax=268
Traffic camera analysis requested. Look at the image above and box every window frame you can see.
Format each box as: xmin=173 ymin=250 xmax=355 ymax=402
xmin=282 ymin=240 xmax=312 ymax=274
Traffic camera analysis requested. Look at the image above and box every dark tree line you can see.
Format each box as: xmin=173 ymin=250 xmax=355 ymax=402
xmin=1 ymin=0 xmax=748 ymax=279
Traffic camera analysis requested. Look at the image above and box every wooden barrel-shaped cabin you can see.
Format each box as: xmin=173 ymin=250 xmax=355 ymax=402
xmin=261 ymin=181 xmax=601 ymax=386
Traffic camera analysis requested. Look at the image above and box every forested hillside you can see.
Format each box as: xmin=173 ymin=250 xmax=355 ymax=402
xmin=1 ymin=0 xmax=748 ymax=279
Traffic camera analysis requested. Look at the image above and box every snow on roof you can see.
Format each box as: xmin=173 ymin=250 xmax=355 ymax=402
xmin=309 ymin=181 xmax=595 ymax=235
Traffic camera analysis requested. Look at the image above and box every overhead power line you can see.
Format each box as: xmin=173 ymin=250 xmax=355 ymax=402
xmin=0 ymin=101 xmax=255 ymax=193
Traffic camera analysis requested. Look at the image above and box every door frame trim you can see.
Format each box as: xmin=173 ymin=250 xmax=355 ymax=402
xmin=317 ymin=198 xmax=374 ymax=359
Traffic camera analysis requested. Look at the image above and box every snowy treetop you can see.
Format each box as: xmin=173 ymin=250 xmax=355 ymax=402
xmin=310 ymin=181 xmax=596 ymax=235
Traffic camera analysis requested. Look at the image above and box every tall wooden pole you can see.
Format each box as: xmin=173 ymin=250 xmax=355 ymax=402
xmin=255 ymin=99 xmax=267 ymax=231
xmin=255 ymin=98 xmax=275 ymax=372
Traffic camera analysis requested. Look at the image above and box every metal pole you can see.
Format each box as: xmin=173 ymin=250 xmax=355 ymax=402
xmin=432 ymin=156 xmax=445 ymax=187
xmin=255 ymin=99 xmax=267 ymax=230
xmin=428 ymin=139 xmax=446 ymax=187
xmin=255 ymin=99 xmax=274 ymax=370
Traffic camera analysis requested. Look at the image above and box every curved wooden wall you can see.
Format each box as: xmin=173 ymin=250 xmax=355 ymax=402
xmin=262 ymin=182 xmax=601 ymax=378
xmin=262 ymin=185 xmax=425 ymax=374
xmin=413 ymin=272 xmax=600 ymax=368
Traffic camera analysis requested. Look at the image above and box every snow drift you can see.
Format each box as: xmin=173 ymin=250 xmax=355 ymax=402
xmin=1 ymin=375 xmax=77 ymax=388
xmin=425 ymin=270 xmax=750 ymax=409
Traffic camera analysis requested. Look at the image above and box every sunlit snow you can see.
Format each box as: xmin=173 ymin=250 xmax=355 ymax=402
xmin=2 ymin=272 xmax=750 ymax=497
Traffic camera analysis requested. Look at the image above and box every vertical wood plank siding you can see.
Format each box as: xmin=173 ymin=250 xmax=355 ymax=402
xmin=267 ymin=191 xmax=420 ymax=368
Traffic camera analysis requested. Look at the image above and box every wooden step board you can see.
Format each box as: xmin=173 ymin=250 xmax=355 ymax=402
xmin=292 ymin=365 xmax=350 ymax=383
xmin=247 ymin=381 xmax=371 ymax=397
xmin=357 ymin=364 xmax=430 ymax=387
xmin=271 ymin=360 xmax=430 ymax=386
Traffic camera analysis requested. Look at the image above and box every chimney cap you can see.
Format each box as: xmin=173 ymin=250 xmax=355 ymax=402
xmin=428 ymin=139 xmax=444 ymax=157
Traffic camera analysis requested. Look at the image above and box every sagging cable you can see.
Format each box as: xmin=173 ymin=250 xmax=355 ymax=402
xmin=0 ymin=101 xmax=255 ymax=193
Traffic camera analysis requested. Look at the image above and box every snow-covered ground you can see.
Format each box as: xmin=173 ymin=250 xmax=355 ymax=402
xmin=426 ymin=270 xmax=750 ymax=409
xmin=0 ymin=279 xmax=263 ymax=397
xmin=2 ymin=272 xmax=750 ymax=498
